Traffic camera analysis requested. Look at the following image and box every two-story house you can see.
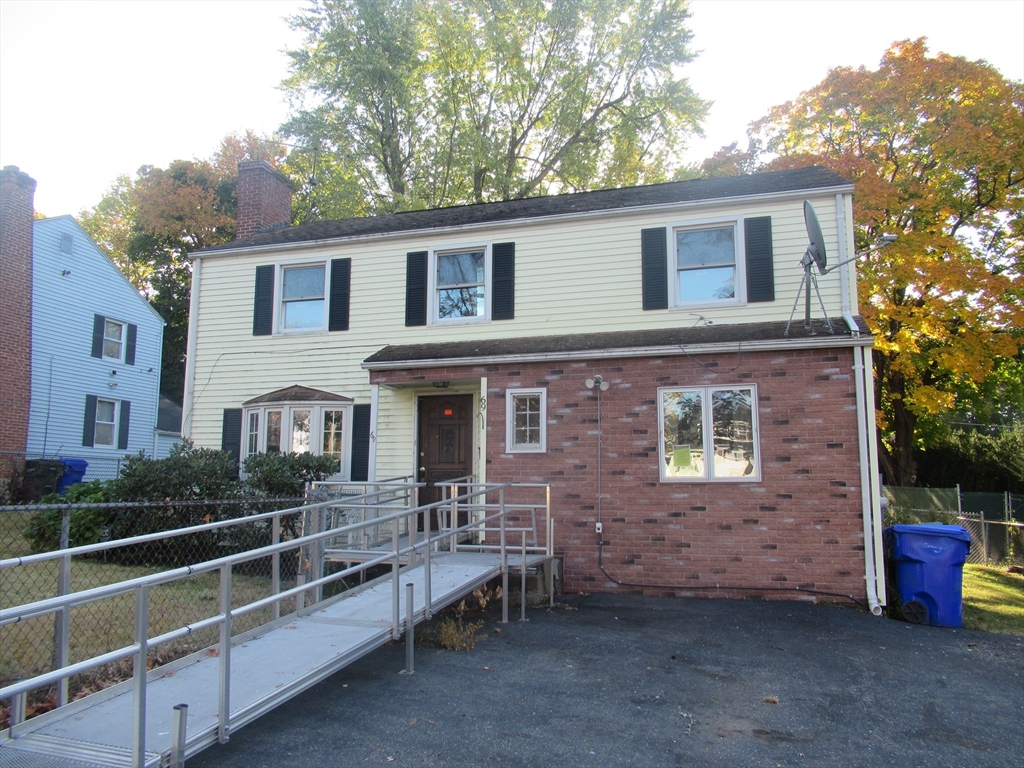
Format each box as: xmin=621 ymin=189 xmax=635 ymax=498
xmin=0 ymin=166 xmax=166 ymax=485
xmin=185 ymin=161 xmax=885 ymax=611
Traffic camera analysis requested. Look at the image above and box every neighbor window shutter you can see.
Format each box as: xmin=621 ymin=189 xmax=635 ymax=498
xmin=253 ymin=265 xmax=275 ymax=336
xmin=82 ymin=395 xmax=98 ymax=447
xmin=641 ymin=228 xmax=668 ymax=310
xmin=492 ymin=242 xmax=515 ymax=321
xmin=350 ymin=403 xmax=371 ymax=481
xmin=405 ymin=251 xmax=428 ymax=327
xmin=745 ymin=216 xmax=775 ymax=303
xmin=125 ymin=324 xmax=138 ymax=365
xmin=221 ymin=408 xmax=243 ymax=472
xmin=118 ymin=400 xmax=131 ymax=449
xmin=328 ymin=258 xmax=351 ymax=332
xmin=91 ymin=314 xmax=105 ymax=358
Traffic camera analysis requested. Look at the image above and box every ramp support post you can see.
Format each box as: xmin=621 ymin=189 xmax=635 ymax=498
xmin=170 ymin=703 xmax=188 ymax=768
xmin=403 ymin=582 xmax=415 ymax=675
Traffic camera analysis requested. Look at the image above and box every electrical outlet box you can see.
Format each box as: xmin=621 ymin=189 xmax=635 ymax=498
xmin=595 ymin=522 xmax=603 ymax=534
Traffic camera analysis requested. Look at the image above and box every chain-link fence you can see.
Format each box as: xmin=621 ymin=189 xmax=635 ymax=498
xmin=883 ymin=486 xmax=1024 ymax=565
xmin=0 ymin=496 xmax=311 ymax=723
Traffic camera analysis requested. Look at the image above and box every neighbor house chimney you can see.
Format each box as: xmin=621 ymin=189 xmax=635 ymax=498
xmin=236 ymin=161 xmax=294 ymax=240
xmin=0 ymin=165 xmax=37 ymax=460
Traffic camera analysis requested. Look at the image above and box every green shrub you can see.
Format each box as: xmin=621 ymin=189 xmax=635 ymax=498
xmin=24 ymin=480 xmax=113 ymax=552
xmin=242 ymin=452 xmax=339 ymax=498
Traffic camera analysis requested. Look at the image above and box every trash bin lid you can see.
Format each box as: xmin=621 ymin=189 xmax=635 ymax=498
xmin=59 ymin=458 xmax=89 ymax=471
xmin=886 ymin=523 xmax=972 ymax=543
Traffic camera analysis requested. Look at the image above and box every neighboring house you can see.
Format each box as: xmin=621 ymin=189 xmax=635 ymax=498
xmin=0 ymin=166 xmax=165 ymax=484
xmin=184 ymin=161 xmax=886 ymax=610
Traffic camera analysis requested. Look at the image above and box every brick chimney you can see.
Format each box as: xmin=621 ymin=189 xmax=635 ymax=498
xmin=0 ymin=165 xmax=37 ymax=459
xmin=236 ymin=161 xmax=294 ymax=240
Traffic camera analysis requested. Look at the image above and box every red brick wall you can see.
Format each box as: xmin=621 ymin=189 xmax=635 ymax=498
xmin=236 ymin=161 xmax=294 ymax=240
xmin=371 ymin=345 xmax=867 ymax=603
xmin=0 ymin=165 xmax=36 ymax=458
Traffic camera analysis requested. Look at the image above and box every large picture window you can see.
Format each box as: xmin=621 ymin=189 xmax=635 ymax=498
xmin=243 ymin=398 xmax=351 ymax=476
xmin=506 ymin=389 xmax=546 ymax=452
xmin=672 ymin=220 xmax=743 ymax=307
xmin=659 ymin=385 xmax=758 ymax=481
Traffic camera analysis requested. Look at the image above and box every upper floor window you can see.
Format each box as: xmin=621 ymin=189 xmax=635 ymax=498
xmin=658 ymin=385 xmax=759 ymax=482
xmin=437 ymin=249 xmax=485 ymax=319
xmin=102 ymin=319 xmax=125 ymax=360
xmin=281 ymin=263 xmax=326 ymax=330
xmin=432 ymin=245 xmax=489 ymax=323
xmin=253 ymin=259 xmax=351 ymax=336
xmin=671 ymin=219 xmax=743 ymax=308
xmin=91 ymin=314 xmax=137 ymax=365
xmin=506 ymin=388 xmax=546 ymax=453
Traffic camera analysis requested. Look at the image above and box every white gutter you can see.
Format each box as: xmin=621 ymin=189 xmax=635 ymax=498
xmin=363 ymin=333 xmax=873 ymax=371
xmin=191 ymin=184 xmax=855 ymax=261
xmin=181 ymin=258 xmax=202 ymax=439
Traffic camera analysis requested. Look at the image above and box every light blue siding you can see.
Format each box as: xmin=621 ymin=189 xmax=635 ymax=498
xmin=26 ymin=217 xmax=165 ymax=482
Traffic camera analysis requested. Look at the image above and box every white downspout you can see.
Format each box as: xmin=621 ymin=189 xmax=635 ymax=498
xmin=181 ymin=257 xmax=202 ymax=439
xmin=864 ymin=346 xmax=887 ymax=607
xmin=836 ymin=193 xmax=883 ymax=614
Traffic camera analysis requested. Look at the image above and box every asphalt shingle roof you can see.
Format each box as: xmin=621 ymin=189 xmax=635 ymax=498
xmin=199 ymin=166 xmax=851 ymax=254
xmin=362 ymin=316 xmax=871 ymax=368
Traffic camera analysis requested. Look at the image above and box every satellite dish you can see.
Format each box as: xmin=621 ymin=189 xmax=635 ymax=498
xmin=803 ymin=201 xmax=827 ymax=274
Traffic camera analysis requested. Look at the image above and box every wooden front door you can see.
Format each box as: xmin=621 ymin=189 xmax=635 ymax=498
xmin=417 ymin=394 xmax=473 ymax=530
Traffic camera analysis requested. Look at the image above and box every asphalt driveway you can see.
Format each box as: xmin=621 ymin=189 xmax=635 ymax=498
xmin=189 ymin=593 xmax=1023 ymax=767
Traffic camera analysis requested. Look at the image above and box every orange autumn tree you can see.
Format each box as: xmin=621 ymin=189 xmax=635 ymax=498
xmin=750 ymin=39 xmax=1024 ymax=485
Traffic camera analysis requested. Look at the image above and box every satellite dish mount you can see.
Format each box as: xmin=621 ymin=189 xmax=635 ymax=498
xmin=785 ymin=201 xmax=836 ymax=336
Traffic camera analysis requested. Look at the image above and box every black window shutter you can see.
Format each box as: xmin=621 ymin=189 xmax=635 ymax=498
xmin=221 ymin=408 xmax=243 ymax=472
xmin=641 ymin=228 xmax=668 ymax=310
xmin=745 ymin=216 xmax=775 ymax=303
xmin=253 ymin=265 xmax=275 ymax=336
xmin=91 ymin=314 xmax=105 ymax=358
xmin=405 ymin=251 xmax=428 ymax=326
xmin=118 ymin=400 xmax=131 ymax=450
xmin=125 ymin=324 xmax=138 ymax=365
xmin=350 ymin=403 xmax=371 ymax=481
xmin=82 ymin=395 xmax=98 ymax=447
xmin=328 ymin=258 xmax=352 ymax=332
xmin=492 ymin=242 xmax=515 ymax=320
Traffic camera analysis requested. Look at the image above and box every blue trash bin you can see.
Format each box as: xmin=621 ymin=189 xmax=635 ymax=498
xmin=56 ymin=458 xmax=89 ymax=493
xmin=884 ymin=523 xmax=972 ymax=628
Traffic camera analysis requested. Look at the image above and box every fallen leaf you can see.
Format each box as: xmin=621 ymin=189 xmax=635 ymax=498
xmin=207 ymin=649 xmax=219 ymax=657
xmin=285 ymin=625 xmax=297 ymax=630
xmin=763 ymin=696 xmax=779 ymax=704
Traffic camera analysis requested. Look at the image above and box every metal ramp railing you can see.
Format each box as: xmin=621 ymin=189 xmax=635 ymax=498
xmin=1 ymin=482 xmax=555 ymax=768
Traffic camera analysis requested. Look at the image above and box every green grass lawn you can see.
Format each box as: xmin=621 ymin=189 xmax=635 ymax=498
xmin=962 ymin=564 xmax=1024 ymax=635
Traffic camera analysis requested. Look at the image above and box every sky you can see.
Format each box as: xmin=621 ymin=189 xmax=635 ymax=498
xmin=1 ymin=0 xmax=1022 ymax=217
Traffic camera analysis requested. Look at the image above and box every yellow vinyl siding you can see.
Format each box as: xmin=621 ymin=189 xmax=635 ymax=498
xmin=188 ymin=192 xmax=852 ymax=454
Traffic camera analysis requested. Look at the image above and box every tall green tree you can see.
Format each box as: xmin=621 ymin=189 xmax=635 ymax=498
xmin=282 ymin=0 xmax=707 ymax=213
xmin=80 ymin=133 xmax=287 ymax=403
xmin=748 ymin=39 xmax=1024 ymax=485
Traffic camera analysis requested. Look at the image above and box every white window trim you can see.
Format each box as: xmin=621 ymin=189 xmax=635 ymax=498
xmin=94 ymin=397 xmax=120 ymax=449
xmin=505 ymin=388 xmax=547 ymax=453
xmin=243 ymin=401 xmax=352 ymax=478
xmin=102 ymin=317 xmax=127 ymax=362
xmin=668 ymin=215 xmax=746 ymax=310
xmin=428 ymin=241 xmax=492 ymax=325
xmin=657 ymin=384 xmax=760 ymax=483
xmin=274 ymin=259 xmax=328 ymax=335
